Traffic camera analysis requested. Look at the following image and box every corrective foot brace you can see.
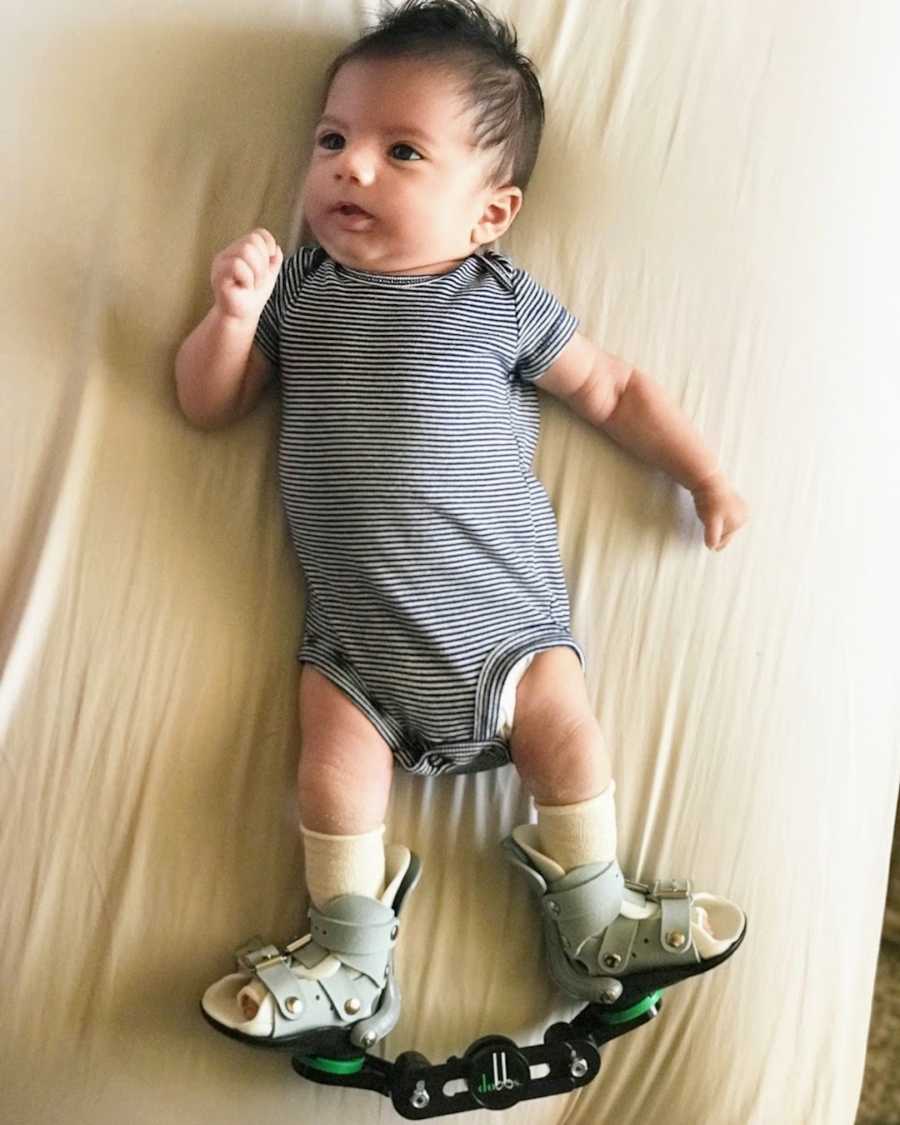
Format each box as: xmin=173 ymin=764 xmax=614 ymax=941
xmin=201 ymin=830 xmax=745 ymax=1118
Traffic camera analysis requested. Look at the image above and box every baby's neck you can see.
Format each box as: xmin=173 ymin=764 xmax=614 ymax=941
xmin=348 ymin=253 xmax=474 ymax=277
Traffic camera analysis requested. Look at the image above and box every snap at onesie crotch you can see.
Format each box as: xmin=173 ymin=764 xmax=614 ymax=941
xmin=299 ymin=625 xmax=585 ymax=778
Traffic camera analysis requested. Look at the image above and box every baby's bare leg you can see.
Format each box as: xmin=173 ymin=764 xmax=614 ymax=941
xmin=297 ymin=664 xmax=394 ymax=834
xmin=509 ymin=647 xmax=612 ymax=805
xmin=225 ymin=665 xmax=396 ymax=1025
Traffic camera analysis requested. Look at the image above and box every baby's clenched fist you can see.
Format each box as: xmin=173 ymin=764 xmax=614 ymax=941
xmin=211 ymin=228 xmax=283 ymax=322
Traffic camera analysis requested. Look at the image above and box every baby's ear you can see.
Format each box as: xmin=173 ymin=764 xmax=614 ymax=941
xmin=472 ymin=185 xmax=523 ymax=246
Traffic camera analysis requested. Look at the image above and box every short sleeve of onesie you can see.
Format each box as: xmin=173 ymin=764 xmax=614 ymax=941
xmin=509 ymin=264 xmax=579 ymax=383
xmin=254 ymin=246 xmax=323 ymax=369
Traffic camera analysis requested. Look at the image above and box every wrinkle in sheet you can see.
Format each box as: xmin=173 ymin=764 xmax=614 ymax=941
xmin=3 ymin=3 xmax=900 ymax=1124
xmin=0 ymin=368 xmax=105 ymax=749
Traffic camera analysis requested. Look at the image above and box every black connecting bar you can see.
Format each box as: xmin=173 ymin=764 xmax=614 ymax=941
xmin=291 ymin=992 xmax=662 ymax=1118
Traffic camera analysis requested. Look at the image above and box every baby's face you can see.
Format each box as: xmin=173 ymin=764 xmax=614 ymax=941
xmin=303 ymin=57 xmax=510 ymax=275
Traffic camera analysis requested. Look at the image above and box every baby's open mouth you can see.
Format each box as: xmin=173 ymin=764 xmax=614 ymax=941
xmin=334 ymin=203 xmax=372 ymax=218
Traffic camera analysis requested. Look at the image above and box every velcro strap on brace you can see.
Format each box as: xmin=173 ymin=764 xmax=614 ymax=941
xmin=255 ymin=958 xmax=309 ymax=1019
xmin=308 ymin=897 xmax=398 ymax=957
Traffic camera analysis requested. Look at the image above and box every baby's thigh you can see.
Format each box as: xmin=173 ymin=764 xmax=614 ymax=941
xmin=297 ymin=664 xmax=394 ymax=828
xmin=514 ymin=647 xmax=595 ymax=731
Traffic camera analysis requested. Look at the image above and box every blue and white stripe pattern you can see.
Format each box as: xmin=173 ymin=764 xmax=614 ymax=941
xmin=255 ymin=248 xmax=583 ymax=775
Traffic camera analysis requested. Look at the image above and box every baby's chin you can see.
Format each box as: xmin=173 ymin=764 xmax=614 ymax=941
xmin=308 ymin=225 xmax=388 ymax=272
xmin=306 ymin=217 xmax=471 ymax=276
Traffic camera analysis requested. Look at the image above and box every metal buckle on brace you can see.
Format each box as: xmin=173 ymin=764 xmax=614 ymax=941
xmin=234 ymin=939 xmax=286 ymax=972
xmin=285 ymin=934 xmax=313 ymax=955
xmin=253 ymin=952 xmax=290 ymax=971
xmin=648 ymin=879 xmax=692 ymax=900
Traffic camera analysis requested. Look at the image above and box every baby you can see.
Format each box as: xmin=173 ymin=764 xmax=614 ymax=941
xmin=177 ymin=0 xmax=748 ymax=1052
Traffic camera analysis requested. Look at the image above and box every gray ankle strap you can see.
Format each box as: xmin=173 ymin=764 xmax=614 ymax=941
xmin=303 ymin=894 xmax=399 ymax=985
xmin=544 ymin=862 xmax=625 ymax=956
xmin=308 ymin=896 xmax=398 ymax=955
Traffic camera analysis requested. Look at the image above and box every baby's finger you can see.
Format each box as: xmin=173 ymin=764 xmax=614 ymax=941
xmin=267 ymin=248 xmax=283 ymax=283
xmin=246 ymin=230 xmax=272 ymax=264
xmin=230 ymin=256 xmax=256 ymax=290
xmin=706 ymin=515 xmax=724 ymax=550
xmin=253 ymin=227 xmax=278 ymax=259
xmin=249 ymin=230 xmax=282 ymax=277
xmin=240 ymin=240 xmax=269 ymax=285
xmin=258 ymin=234 xmax=283 ymax=275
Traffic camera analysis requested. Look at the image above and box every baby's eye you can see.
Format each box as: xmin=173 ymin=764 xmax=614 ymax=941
xmin=317 ymin=132 xmax=345 ymax=151
xmin=390 ymin=143 xmax=422 ymax=162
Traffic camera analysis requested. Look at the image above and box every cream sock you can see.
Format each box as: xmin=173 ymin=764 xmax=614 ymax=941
xmin=300 ymin=823 xmax=386 ymax=908
xmin=535 ymin=781 xmax=617 ymax=872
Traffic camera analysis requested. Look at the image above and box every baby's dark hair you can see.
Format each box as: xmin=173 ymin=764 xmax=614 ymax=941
xmin=324 ymin=0 xmax=545 ymax=190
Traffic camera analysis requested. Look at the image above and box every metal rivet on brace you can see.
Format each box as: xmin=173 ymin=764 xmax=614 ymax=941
xmin=603 ymin=953 xmax=622 ymax=968
xmin=285 ymin=996 xmax=302 ymax=1016
xmin=570 ymin=1057 xmax=589 ymax=1078
xmin=666 ymin=930 xmax=687 ymax=950
xmin=410 ymin=1083 xmax=430 ymax=1110
xmin=344 ymin=998 xmax=361 ymax=1015
xmin=361 ymin=1031 xmax=377 ymax=1048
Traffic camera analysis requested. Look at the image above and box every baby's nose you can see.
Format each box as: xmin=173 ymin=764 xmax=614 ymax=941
xmin=336 ymin=145 xmax=376 ymax=188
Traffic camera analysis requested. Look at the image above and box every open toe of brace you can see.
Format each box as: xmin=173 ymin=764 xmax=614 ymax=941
xmin=202 ymin=970 xmax=284 ymax=1037
xmin=689 ymin=893 xmax=746 ymax=958
xmin=200 ymin=947 xmax=349 ymax=1041
xmin=200 ymin=845 xmax=417 ymax=1048
xmin=503 ymin=827 xmax=747 ymax=1004
xmin=616 ymin=879 xmax=746 ymax=965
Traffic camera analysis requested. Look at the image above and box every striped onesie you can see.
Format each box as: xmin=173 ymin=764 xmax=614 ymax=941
xmin=255 ymin=246 xmax=584 ymax=776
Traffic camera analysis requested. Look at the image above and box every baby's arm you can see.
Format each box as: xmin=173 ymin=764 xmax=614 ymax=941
xmin=539 ymin=332 xmax=748 ymax=550
xmin=175 ymin=229 xmax=282 ymax=429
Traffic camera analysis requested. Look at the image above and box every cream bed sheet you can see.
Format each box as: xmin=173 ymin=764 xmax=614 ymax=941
xmin=3 ymin=2 xmax=900 ymax=1122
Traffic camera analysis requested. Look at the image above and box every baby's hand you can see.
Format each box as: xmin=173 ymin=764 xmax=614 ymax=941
xmin=211 ymin=228 xmax=283 ymax=322
xmin=690 ymin=471 xmax=748 ymax=551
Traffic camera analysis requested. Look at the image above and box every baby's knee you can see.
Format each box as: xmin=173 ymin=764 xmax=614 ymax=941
xmin=299 ymin=731 xmax=392 ymax=790
xmin=510 ymin=704 xmax=611 ymax=802
xmin=515 ymin=707 xmax=601 ymax=766
xmin=297 ymin=745 xmax=392 ymax=834
xmin=296 ymin=670 xmax=394 ymax=831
